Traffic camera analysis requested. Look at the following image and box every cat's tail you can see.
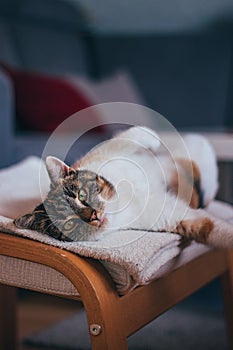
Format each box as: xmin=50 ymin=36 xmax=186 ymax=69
xmin=178 ymin=134 xmax=218 ymax=206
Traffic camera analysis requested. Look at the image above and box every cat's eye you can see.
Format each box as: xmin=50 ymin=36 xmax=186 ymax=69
xmin=63 ymin=219 xmax=77 ymax=232
xmin=78 ymin=189 xmax=87 ymax=202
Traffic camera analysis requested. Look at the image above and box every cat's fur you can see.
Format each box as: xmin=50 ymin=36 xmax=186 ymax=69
xmin=14 ymin=126 xmax=220 ymax=244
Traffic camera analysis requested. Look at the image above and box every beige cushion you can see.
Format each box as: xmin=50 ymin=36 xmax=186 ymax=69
xmin=0 ymin=255 xmax=79 ymax=298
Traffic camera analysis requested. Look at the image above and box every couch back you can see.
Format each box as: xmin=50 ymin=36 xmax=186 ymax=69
xmin=0 ymin=0 xmax=232 ymax=130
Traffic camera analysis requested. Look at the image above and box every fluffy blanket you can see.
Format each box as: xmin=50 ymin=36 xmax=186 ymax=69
xmin=0 ymin=157 xmax=233 ymax=294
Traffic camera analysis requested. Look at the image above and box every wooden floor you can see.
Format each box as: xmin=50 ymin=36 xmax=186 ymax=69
xmin=18 ymin=291 xmax=83 ymax=350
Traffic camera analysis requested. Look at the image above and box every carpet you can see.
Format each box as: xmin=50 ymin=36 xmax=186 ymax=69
xmin=24 ymin=301 xmax=229 ymax=350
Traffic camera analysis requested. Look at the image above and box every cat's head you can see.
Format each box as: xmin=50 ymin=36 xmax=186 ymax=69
xmin=14 ymin=156 xmax=116 ymax=241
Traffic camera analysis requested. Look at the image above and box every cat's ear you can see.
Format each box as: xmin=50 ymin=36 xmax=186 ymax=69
xmin=46 ymin=156 xmax=75 ymax=185
xmin=14 ymin=213 xmax=35 ymax=230
xmin=96 ymin=175 xmax=116 ymax=200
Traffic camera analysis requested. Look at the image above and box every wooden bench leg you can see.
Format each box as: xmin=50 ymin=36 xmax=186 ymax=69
xmin=221 ymin=250 xmax=233 ymax=350
xmin=88 ymin=319 xmax=128 ymax=350
xmin=0 ymin=284 xmax=17 ymax=350
xmin=83 ymin=290 xmax=128 ymax=350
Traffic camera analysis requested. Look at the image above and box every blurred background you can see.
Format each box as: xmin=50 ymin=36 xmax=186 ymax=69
xmin=0 ymin=1 xmax=232 ymax=348
xmin=0 ymin=4 xmax=232 ymax=138
xmin=0 ymin=0 xmax=232 ymax=200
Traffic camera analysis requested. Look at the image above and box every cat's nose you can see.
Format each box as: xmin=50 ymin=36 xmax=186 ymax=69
xmin=90 ymin=210 xmax=98 ymax=221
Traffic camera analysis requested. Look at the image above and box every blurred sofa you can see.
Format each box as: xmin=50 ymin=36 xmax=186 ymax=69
xmin=0 ymin=0 xmax=233 ymax=168
xmin=0 ymin=0 xmax=97 ymax=167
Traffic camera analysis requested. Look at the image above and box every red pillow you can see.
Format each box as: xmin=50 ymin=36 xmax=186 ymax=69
xmin=1 ymin=64 xmax=99 ymax=132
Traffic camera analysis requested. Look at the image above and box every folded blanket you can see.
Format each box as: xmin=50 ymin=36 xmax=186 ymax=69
xmin=0 ymin=157 xmax=233 ymax=294
xmin=0 ymin=156 xmax=50 ymax=218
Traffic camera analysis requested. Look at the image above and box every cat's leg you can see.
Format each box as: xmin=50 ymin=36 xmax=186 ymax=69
xmin=75 ymin=126 xmax=161 ymax=168
xmin=165 ymin=158 xmax=204 ymax=209
xmin=165 ymin=134 xmax=218 ymax=209
xmin=173 ymin=134 xmax=218 ymax=206
xmin=173 ymin=208 xmax=233 ymax=248
xmin=114 ymin=126 xmax=161 ymax=154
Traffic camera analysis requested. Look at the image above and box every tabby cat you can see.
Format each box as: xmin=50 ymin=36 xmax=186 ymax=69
xmin=15 ymin=126 xmax=221 ymax=244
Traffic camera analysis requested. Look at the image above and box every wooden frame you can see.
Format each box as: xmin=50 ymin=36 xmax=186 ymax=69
xmin=0 ymin=232 xmax=232 ymax=350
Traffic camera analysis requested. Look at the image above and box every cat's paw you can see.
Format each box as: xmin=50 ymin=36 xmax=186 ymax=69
xmin=118 ymin=126 xmax=161 ymax=153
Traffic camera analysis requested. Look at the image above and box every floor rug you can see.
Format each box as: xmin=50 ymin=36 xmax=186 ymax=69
xmin=24 ymin=302 xmax=229 ymax=350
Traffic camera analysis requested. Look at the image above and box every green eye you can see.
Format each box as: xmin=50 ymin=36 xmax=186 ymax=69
xmin=63 ymin=219 xmax=77 ymax=232
xmin=79 ymin=189 xmax=87 ymax=202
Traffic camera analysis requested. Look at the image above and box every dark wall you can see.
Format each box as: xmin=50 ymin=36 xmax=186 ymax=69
xmin=94 ymin=33 xmax=233 ymax=129
xmin=0 ymin=0 xmax=233 ymax=130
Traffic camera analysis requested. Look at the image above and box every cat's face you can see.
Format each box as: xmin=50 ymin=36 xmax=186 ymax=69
xmin=14 ymin=157 xmax=116 ymax=241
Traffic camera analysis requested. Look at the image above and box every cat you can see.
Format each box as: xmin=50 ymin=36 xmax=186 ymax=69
xmin=14 ymin=126 xmax=223 ymax=244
